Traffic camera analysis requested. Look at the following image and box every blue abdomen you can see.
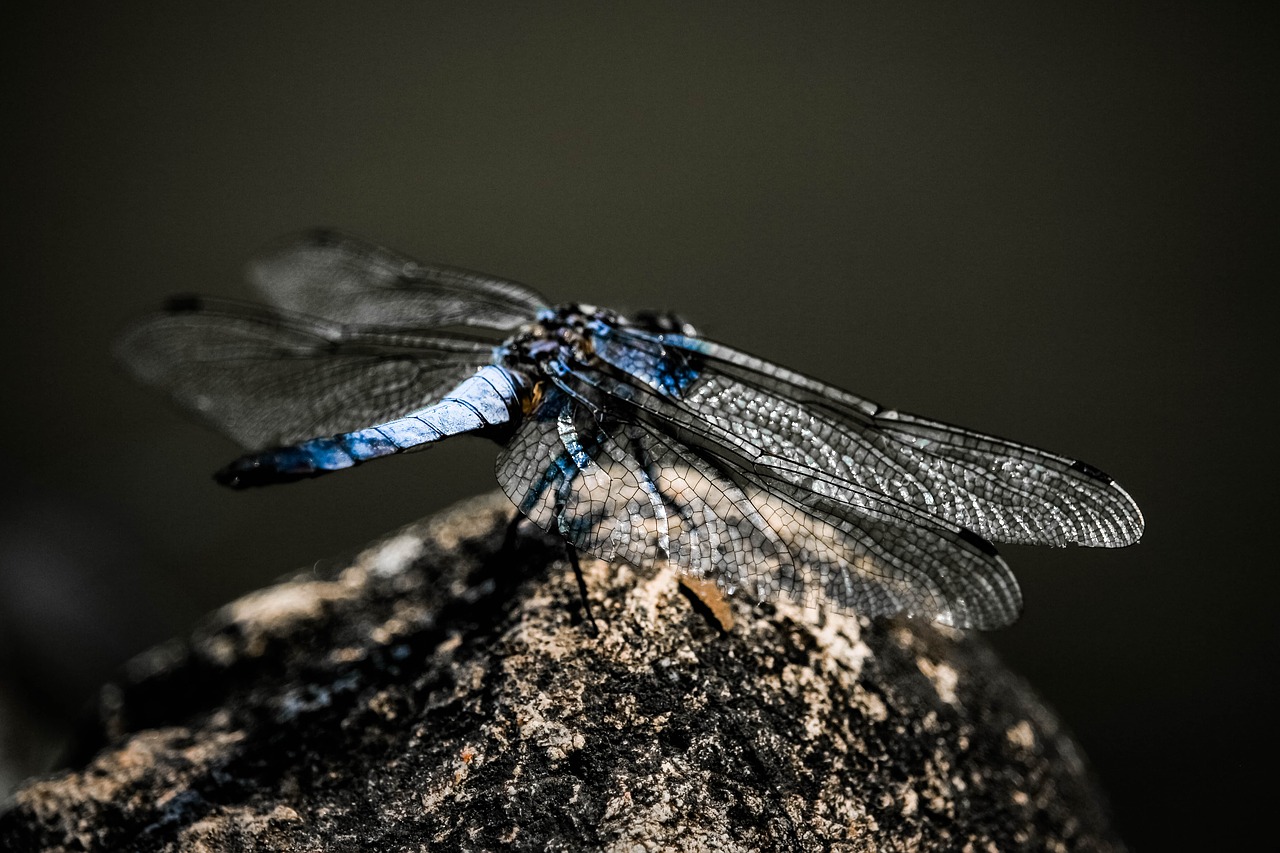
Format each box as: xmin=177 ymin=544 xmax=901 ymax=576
xmin=216 ymin=366 xmax=523 ymax=488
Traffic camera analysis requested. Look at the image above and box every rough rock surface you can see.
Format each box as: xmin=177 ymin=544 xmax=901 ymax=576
xmin=0 ymin=493 xmax=1125 ymax=852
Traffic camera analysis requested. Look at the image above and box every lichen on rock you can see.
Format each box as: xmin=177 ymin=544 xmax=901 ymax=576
xmin=0 ymin=493 xmax=1125 ymax=851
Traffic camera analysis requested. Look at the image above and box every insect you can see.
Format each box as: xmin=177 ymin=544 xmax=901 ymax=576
xmin=117 ymin=230 xmax=1144 ymax=630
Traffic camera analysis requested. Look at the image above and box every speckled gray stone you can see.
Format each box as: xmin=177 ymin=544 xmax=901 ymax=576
xmin=0 ymin=493 xmax=1125 ymax=852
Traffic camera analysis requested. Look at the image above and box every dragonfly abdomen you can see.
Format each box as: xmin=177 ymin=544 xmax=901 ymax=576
xmin=215 ymin=365 xmax=524 ymax=488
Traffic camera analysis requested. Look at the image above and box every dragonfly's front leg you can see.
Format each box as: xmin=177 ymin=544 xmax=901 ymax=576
xmin=502 ymin=508 xmax=600 ymax=638
xmin=562 ymin=544 xmax=600 ymax=639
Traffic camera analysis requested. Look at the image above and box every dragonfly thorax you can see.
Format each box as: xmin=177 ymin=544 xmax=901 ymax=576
xmin=501 ymin=304 xmax=700 ymax=378
xmin=501 ymin=304 xmax=615 ymax=374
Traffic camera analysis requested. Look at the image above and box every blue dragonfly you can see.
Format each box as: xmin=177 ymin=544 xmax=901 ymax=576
xmin=117 ymin=230 xmax=1144 ymax=630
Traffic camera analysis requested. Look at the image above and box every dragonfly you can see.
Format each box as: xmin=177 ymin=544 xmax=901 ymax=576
xmin=117 ymin=230 xmax=1144 ymax=630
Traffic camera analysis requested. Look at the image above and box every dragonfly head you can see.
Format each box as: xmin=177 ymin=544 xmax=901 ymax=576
xmin=503 ymin=303 xmax=613 ymax=373
xmin=625 ymin=309 xmax=699 ymax=338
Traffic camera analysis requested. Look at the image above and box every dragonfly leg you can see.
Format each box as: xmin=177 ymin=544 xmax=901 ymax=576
xmin=501 ymin=511 xmax=599 ymax=638
xmin=501 ymin=510 xmax=526 ymax=555
xmin=565 ymin=544 xmax=600 ymax=639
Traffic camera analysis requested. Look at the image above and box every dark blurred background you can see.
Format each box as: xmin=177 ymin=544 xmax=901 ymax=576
xmin=0 ymin=3 xmax=1271 ymax=848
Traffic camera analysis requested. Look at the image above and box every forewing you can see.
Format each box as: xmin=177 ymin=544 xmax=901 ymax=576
xmin=496 ymin=385 xmax=1021 ymax=629
xmin=248 ymin=230 xmax=549 ymax=331
xmin=595 ymin=324 xmax=1144 ymax=548
xmin=116 ymin=298 xmax=495 ymax=448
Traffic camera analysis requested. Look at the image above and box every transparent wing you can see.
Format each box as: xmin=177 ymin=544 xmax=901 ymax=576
xmin=497 ymin=385 xmax=1021 ymax=629
xmin=116 ymin=297 xmax=495 ymax=448
xmin=592 ymin=322 xmax=1144 ymax=549
xmin=248 ymin=229 xmax=549 ymax=331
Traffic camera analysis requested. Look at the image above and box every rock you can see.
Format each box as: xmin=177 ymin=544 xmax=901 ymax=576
xmin=0 ymin=493 xmax=1125 ymax=851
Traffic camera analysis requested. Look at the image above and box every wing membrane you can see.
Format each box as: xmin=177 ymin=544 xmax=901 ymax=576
xmin=248 ymin=230 xmax=549 ymax=331
xmin=595 ymin=323 xmax=1144 ymax=549
xmin=496 ymin=386 xmax=1021 ymax=629
xmin=116 ymin=298 xmax=495 ymax=448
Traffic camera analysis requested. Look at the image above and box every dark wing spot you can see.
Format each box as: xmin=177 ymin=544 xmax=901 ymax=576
xmin=164 ymin=295 xmax=204 ymax=313
xmin=958 ymin=527 xmax=1000 ymax=557
xmin=1070 ymin=459 xmax=1114 ymax=484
